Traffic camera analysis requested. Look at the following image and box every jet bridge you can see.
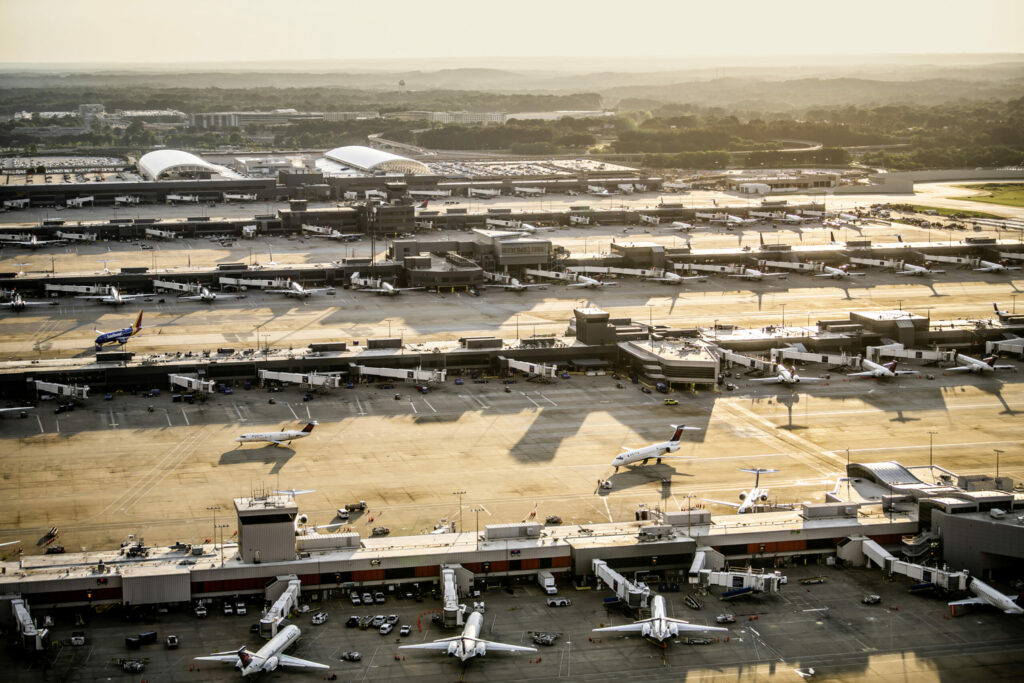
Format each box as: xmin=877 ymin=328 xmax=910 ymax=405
xmin=260 ymin=576 xmax=301 ymax=638
xmin=769 ymin=348 xmax=856 ymax=368
xmin=849 ymin=256 xmax=902 ymax=270
xmin=440 ymin=564 xmax=474 ymax=628
xmin=153 ymin=280 xmax=197 ymax=294
xmin=567 ymin=266 xmax=661 ymax=278
xmin=918 ymin=253 xmax=977 ymax=267
xmin=716 ymin=349 xmax=774 ymax=373
xmin=144 ymin=228 xmax=178 ymax=240
xmin=32 ymin=380 xmax=90 ymax=400
xmin=757 ymin=259 xmax=816 ymax=273
xmin=44 ymin=283 xmax=104 ymax=295
xmin=592 ymin=559 xmax=651 ymax=609
xmin=11 ymin=598 xmax=48 ymax=651
xmin=499 ymin=356 xmax=558 ymax=379
xmin=350 ymin=364 xmax=446 ymax=384
xmin=837 ymin=536 xmax=968 ymax=591
xmin=218 ymin=276 xmax=280 ymax=290
xmin=697 ymin=566 xmax=785 ymax=594
xmin=168 ymin=374 xmax=215 ymax=393
xmin=258 ymin=369 xmax=342 ymax=388
xmin=865 ymin=343 xmax=955 ymax=364
xmin=524 ymin=268 xmax=578 ymax=283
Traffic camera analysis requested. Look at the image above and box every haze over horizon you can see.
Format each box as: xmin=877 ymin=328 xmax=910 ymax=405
xmin=1 ymin=0 xmax=1021 ymax=67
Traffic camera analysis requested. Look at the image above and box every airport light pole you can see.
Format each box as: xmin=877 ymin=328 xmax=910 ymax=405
xmin=472 ymin=507 xmax=483 ymax=550
xmin=452 ymin=490 xmax=466 ymax=534
xmin=206 ymin=505 xmax=221 ymax=560
xmin=780 ymin=304 xmax=786 ymax=329
xmin=215 ymin=523 xmax=229 ymax=566
xmin=995 ymin=449 xmax=1003 ymax=479
xmin=927 ymin=431 xmax=937 ymax=470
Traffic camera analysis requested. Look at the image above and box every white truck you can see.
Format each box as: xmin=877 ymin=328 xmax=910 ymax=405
xmin=537 ymin=570 xmax=557 ymax=595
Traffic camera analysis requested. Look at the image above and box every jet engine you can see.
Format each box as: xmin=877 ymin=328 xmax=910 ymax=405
xmin=739 ymin=492 xmax=747 ymax=501
xmin=759 ymin=493 xmax=769 ymax=502
xmin=264 ymin=656 xmax=279 ymax=671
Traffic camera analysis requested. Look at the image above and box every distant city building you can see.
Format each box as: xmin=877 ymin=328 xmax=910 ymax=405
xmin=386 ymin=111 xmax=508 ymax=125
xmin=507 ymin=110 xmax=612 ymax=121
xmin=78 ymin=103 xmax=105 ymax=118
xmin=189 ymin=109 xmax=324 ymax=129
xmin=323 ymin=111 xmax=380 ymax=122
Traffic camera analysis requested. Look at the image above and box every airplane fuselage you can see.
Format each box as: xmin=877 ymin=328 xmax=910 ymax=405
xmin=243 ymin=625 xmax=301 ymax=675
xmin=614 ymin=442 xmax=677 ymax=469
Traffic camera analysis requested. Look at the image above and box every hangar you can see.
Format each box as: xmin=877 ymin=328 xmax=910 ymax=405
xmin=323 ymin=145 xmax=430 ymax=175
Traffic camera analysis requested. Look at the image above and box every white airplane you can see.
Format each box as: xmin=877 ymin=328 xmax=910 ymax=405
xmin=568 ymin=274 xmax=618 ymax=289
xmin=93 ymin=310 xmax=143 ymax=350
xmin=646 ymin=271 xmax=706 ymax=285
xmin=669 ymin=221 xmax=695 ymax=231
xmin=1 ymin=292 xmax=51 ymax=311
xmin=847 ymin=356 xmax=918 ymax=379
xmin=948 ymin=577 xmax=1024 ymax=615
xmin=593 ymin=594 xmax=727 ymax=644
xmin=76 ymin=285 xmax=145 ymax=306
xmin=267 ymin=280 xmax=333 ymax=298
xmin=179 ymin=287 xmax=242 ymax=303
xmin=483 ymin=277 xmax=547 ymax=292
xmin=399 ymin=610 xmax=536 ymax=661
xmin=195 ymin=624 xmax=328 ymax=676
xmin=946 ymin=354 xmax=1015 ymax=374
xmin=236 ymin=421 xmax=317 ymax=447
xmin=974 ymin=260 xmax=1020 ymax=273
xmin=896 ymin=262 xmax=944 ymax=277
xmin=612 ymin=424 xmax=701 ymax=471
xmin=728 ymin=267 xmax=785 ymax=281
xmin=11 ymin=234 xmax=65 ymax=249
xmin=814 ymin=264 xmax=866 ymax=279
xmin=0 ymin=406 xmax=32 ymax=415
xmin=350 ymin=272 xmax=424 ymax=296
xmin=750 ymin=364 xmax=824 ymax=385
xmin=704 ymin=468 xmax=779 ymax=514
xmin=504 ymin=223 xmax=554 ymax=234
xmin=783 ymin=213 xmax=812 ymax=224
xmin=727 ymin=215 xmax=758 ymax=226
xmin=301 ymin=225 xmax=362 ymax=241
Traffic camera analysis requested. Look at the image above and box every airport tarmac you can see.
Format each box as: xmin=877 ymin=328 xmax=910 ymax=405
xmin=6 ymin=564 xmax=1024 ymax=682
xmin=2 ymin=367 xmax=1022 ymax=556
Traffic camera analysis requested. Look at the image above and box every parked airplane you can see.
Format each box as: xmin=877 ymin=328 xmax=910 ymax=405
xmin=504 ymin=223 xmax=554 ymax=234
xmin=267 ymin=280 xmax=333 ymax=298
xmin=704 ymin=468 xmax=779 ymax=514
xmin=415 ymin=200 xmax=429 ymax=209
xmin=727 ymin=215 xmax=758 ymax=226
xmin=300 ymin=224 xmax=362 ymax=241
xmin=948 ymin=577 xmax=1024 ymax=615
xmin=593 ymin=594 xmax=727 ymax=644
xmin=93 ymin=310 xmax=143 ymax=350
xmin=568 ymin=274 xmax=618 ymax=289
xmin=783 ymin=213 xmax=812 ymax=224
xmin=350 ymin=272 xmax=424 ymax=296
xmin=847 ymin=356 xmax=918 ymax=379
xmin=1 ymin=292 xmax=51 ymax=311
xmin=195 ymin=624 xmax=328 ymax=676
xmin=946 ymin=354 xmax=1015 ymax=373
xmin=612 ymin=424 xmax=701 ymax=471
xmin=814 ymin=264 xmax=865 ymax=279
xmin=236 ymin=422 xmax=317 ymax=447
xmin=896 ymin=262 xmax=944 ymax=276
xmin=669 ymin=221 xmax=695 ymax=231
xmin=399 ymin=610 xmax=536 ymax=661
xmin=750 ymin=364 xmax=824 ymax=385
xmin=179 ymin=287 xmax=242 ymax=303
xmin=646 ymin=271 xmax=706 ymax=285
xmin=76 ymin=285 xmax=145 ymax=306
xmin=974 ymin=259 xmax=1020 ymax=273
xmin=728 ymin=267 xmax=785 ymax=281
xmin=992 ymin=303 xmax=1024 ymax=321
xmin=10 ymin=234 xmax=65 ymax=249
xmin=483 ymin=277 xmax=547 ymax=292
xmin=0 ymin=406 xmax=33 ymax=415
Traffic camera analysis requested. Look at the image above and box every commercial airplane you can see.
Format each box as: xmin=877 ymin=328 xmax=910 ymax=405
xmin=195 ymin=624 xmax=328 ymax=676
xmin=728 ymin=267 xmax=785 ymax=281
xmin=750 ymin=364 xmax=824 ymax=385
xmin=669 ymin=221 xmax=695 ymax=231
xmin=76 ymin=285 xmax=145 ymax=306
xmin=1 ymin=292 xmax=51 ymax=311
xmin=350 ymin=272 xmax=424 ymax=296
xmin=612 ymin=424 xmax=701 ymax=471
xmin=946 ymin=354 xmax=1015 ymax=373
xmin=300 ymin=225 xmax=362 ymax=241
xmin=236 ymin=422 xmax=317 ymax=447
xmin=704 ymin=468 xmax=779 ymax=514
xmin=179 ymin=287 xmax=242 ymax=303
xmin=415 ymin=200 xmax=430 ymax=209
xmin=483 ymin=277 xmax=547 ymax=292
xmin=646 ymin=271 xmax=707 ymax=285
xmin=267 ymin=280 xmax=333 ymax=298
xmin=11 ymin=234 xmax=65 ymax=249
xmin=504 ymin=223 xmax=555 ymax=234
xmin=948 ymin=577 xmax=1024 ymax=615
xmin=399 ymin=610 xmax=536 ymax=661
xmin=0 ymin=406 xmax=33 ymax=416
xmin=814 ymin=264 xmax=865 ymax=279
xmin=896 ymin=262 xmax=944 ymax=277
xmin=974 ymin=259 xmax=1020 ymax=273
xmin=593 ymin=595 xmax=727 ymax=645
xmin=783 ymin=213 xmax=812 ymax=224
xmin=847 ymin=356 xmax=918 ymax=379
xmin=726 ymin=215 xmax=758 ymax=226
xmin=93 ymin=310 xmax=143 ymax=350
xmin=568 ymin=274 xmax=618 ymax=289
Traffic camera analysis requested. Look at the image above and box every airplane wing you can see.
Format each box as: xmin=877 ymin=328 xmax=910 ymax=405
xmin=991 ymin=364 xmax=1016 ymax=370
xmin=395 ymin=287 xmax=426 ymax=292
xmin=0 ymin=406 xmax=33 ymax=413
xmin=702 ymin=498 xmax=741 ymax=508
xmin=945 ymin=365 xmax=974 ymax=373
xmin=277 ymin=654 xmax=330 ymax=670
xmin=476 ymin=638 xmax=538 ymax=654
xmin=792 ymin=377 xmax=826 ymax=383
xmin=845 ymin=370 xmax=877 ymax=377
xmin=748 ymin=377 xmax=782 ymax=384
xmin=399 ymin=638 xmax=461 ymax=651
xmin=593 ymin=622 xmax=647 ymax=633
xmin=303 ymin=287 xmax=333 ymax=294
xmin=948 ymin=597 xmax=987 ymax=608
xmin=195 ymin=648 xmax=253 ymax=663
xmin=666 ymin=619 xmax=729 ymax=633
xmin=893 ymin=370 xmax=919 ymax=375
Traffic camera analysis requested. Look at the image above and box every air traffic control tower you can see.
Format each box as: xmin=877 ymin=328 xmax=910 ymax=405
xmin=235 ymin=494 xmax=298 ymax=564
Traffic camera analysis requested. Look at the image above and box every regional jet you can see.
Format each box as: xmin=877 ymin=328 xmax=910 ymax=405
xmin=646 ymin=271 xmax=707 ymax=284
xmin=669 ymin=221 xmax=695 ymax=231
xmin=195 ymin=624 xmax=328 ymax=676
xmin=847 ymin=356 xmax=918 ymax=379
xmin=11 ymin=234 xmax=66 ymax=249
xmin=568 ymin=274 xmax=618 ymax=289
xmin=399 ymin=610 xmax=536 ymax=661
xmin=750 ymin=364 xmax=825 ymax=385
xmin=93 ymin=310 xmax=143 ymax=350
xmin=1 ymin=291 xmax=52 ymax=311
xmin=612 ymin=424 xmax=701 ymax=471
xmin=592 ymin=594 xmax=727 ymax=645
xmin=728 ymin=267 xmax=785 ymax=281
xmin=350 ymin=272 xmax=424 ymax=296
xmin=946 ymin=354 xmax=1015 ymax=374
xmin=948 ymin=577 xmax=1024 ymax=615
xmin=973 ymin=259 xmax=1020 ymax=273
xmin=179 ymin=287 xmax=242 ymax=303
xmin=704 ymin=468 xmax=780 ymax=514
xmin=814 ymin=264 xmax=865 ymax=279
xmin=76 ymin=285 xmax=145 ymax=306
xmin=236 ymin=422 xmax=317 ymax=447
xmin=267 ymin=280 xmax=333 ymax=298
xmin=483 ymin=277 xmax=547 ymax=292
xmin=895 ymin=262 xmax=944 ymax=276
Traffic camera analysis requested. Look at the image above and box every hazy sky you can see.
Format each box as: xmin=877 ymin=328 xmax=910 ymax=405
xmin=0 ymin=0 xmax=1021 ymax=66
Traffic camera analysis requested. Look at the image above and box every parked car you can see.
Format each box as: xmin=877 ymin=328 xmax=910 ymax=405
xmin=379 ymin=623 xmax=394 ymax=635
xmin=663 ymin=398 xmax=678 ymax=406
xmin=371 ymin=615 xmax=386 ymax=627
xmin=386 ymin=614 xmax=399 ymax=624
xmin=533 ymin=632 xmax=558 ymax=646
xmin=345 ymin=616 xmax=360 ymax=628
xmin=165 ymin=635 xmax=179 ymax=649
xmin=715 ymin=614 xmax=736 ymax=624
xmin=372 ymin=527 xmax=390 ymax=537
xmin=311 ymin=611 xmax=328 ymax=625
xmin=70 ymin=631 xmax=86 ymax=646
xmin=362 ymin=592 xmax=373 ymax=604
xmin=235 ymin=602 xmax=247 ymax=615
xmin=374 ymin=592 xmax=386 ymax=604
xmin=223 ymin=603 xmax=233 ymax=616
xmin=862 ymin=594 xmax=881 ymax=605
xmin=349 ymin=591 xmax=360 ymax=605
xmin=400 ymin=625 xmax=411 ymax=637
xmin=340 ymin=651 xmax=361 ymax=662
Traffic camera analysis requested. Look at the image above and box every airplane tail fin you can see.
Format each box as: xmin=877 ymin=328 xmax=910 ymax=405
xmin=759 ymin=233 xmax=764 ymax=247
xmin=237 ymin=646 xmax=252 ymax=668
xmin=132 ymin=310 xmax=143 ymax=334
xmin=830 ymin=231 xmax=836 ymax=243
xmin=418 ymin=200 xmax=428 ymax=209
xmin=897 ymin=235 xmax=903 ymax=243
xmin=301 ymin=421 xmax=318 ymax=433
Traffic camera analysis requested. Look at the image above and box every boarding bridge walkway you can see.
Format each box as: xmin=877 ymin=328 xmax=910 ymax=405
xmin=592 ymin=559 xmax=651 ymax=609
xmin=259 ymin=369 xmax=342 ymax=389
xmin=349 ymin=364 xmax=446 ymax=384
xmin=168 ymin=374 xmax=216 ymax=393
xmin=33 ymin=380 xmax=90 ymax=399
xmin=260 ymin=576 xmax=301 ymax=638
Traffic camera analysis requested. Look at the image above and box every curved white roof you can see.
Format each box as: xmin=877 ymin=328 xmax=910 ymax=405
xmin=324 ymin=146 xmax=429 ymax=175
xmin=138 ymin=149 xmax=223 ymax=181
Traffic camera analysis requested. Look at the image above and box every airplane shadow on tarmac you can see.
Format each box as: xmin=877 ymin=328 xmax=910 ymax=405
xmin=597 ymin=464 xmax=693 ymax=497
xmin=219 ymin=445 xmax=295 ymax=473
